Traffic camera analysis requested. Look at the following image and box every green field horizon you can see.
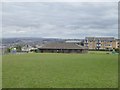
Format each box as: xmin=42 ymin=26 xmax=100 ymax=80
xmin=2 ymin=52 xmax=118 ymax=88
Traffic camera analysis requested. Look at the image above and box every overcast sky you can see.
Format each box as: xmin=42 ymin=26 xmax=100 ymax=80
xmin=2 ymin=2 xmax=118 ymax=39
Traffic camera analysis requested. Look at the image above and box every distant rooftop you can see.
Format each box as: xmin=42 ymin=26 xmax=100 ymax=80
xmin=85 ymin=37 xmax=115 ymax=41
xmin=39 ymin=42 xmax=87 ymax=49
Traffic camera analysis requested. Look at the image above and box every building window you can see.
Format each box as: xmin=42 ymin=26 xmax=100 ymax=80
xmin=96 ymin=44 xmax=101 ymax=46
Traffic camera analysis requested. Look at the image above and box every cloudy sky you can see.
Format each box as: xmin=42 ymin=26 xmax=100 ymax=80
xmin=2 ymin=2 xmax=118 ymax=39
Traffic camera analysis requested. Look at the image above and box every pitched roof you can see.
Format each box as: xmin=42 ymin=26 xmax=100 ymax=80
xmin=39 ymin=43 xmax=87 ymax=49
xmin=85 ymin=37 xmax=115 ymax=41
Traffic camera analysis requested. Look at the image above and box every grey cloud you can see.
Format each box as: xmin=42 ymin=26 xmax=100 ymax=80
xmin=2 ymin=2 xmax=118 ymax=38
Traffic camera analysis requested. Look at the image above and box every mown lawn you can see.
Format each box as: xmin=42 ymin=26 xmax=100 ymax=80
xmin=0 ymin=55 xmax=2 ymax=89
xmin=2 ymin=53 xmax=118 ymax=88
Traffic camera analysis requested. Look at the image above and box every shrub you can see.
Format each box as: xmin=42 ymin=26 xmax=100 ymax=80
xmin=115 ymin=48 xmax=120 ymax=53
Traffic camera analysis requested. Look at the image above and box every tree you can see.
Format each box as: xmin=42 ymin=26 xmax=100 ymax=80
xmin=80 ymin=42 xmax=84 ymax=46
xmin=115 ymin=48 xmax=120 ymax=53
xmin=35 ymin=49 xmax=40 ymax=53
xmin=15 ymin=45 xmax=22 ymax=52
xmin=4 ymin=48 xmax=11 ymax=54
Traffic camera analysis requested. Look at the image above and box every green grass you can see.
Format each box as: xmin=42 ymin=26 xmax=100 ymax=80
xmin=88 ymin=51 xmax=112 ymax=54
xmin=2 ymin=53 xmax=118 ymax=88
xmin=0 ymin=55 xmax=2 ymax=89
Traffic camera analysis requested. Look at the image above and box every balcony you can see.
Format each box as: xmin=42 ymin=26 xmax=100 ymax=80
xmin=84 ymin=39 xmax=88 ymax=43
xmin=96 ymin=40 xmax=101 ymax=44
xmin=104 ymin=44 xmax=112 ymax=47
xmin=96 ymin=44 xmax=101 ymax=46
xmin=84 ymin=42 xmax=88 ymax=44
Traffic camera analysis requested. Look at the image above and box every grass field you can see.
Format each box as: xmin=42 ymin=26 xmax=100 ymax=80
xmin=0 ymin=55 xmax=2 ymax=89
xmin=2 ymin=52 xmax=118 ymax=88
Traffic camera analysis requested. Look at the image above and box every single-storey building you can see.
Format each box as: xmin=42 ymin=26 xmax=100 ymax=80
xmin=21 ymin=45 xmax=37 ymax=52
xmin=38 ymin=42 xmax=88 ymax=53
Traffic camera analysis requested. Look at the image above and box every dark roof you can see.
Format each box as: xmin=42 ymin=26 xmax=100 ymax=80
xmin=85 ymin=37 xmax=115 ymax=41
xmin=39 ymin=43 xmax=87 ymax=49
xmin=116 ymin=39 xmax=120 ymax=41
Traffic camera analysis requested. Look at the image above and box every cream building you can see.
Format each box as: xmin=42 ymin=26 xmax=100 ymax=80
xmin=84 ymin=37 xmax=119 ymax=50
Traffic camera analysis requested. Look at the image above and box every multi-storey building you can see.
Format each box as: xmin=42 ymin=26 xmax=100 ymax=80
xmin=84 ymin=37 xmax=119 ymax=50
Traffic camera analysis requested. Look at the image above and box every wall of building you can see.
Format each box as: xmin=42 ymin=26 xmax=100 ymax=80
xmin=84 ymin=39 xmax=119 ymax=50
xmin=39 ymin=49 xmax=87 ymax=53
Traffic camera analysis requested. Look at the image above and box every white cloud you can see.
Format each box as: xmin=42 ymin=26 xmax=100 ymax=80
xmin=1 ymin=0 xmax=119 ymax=2
xmin=2 ymin=2 xmax=118 ymax=38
